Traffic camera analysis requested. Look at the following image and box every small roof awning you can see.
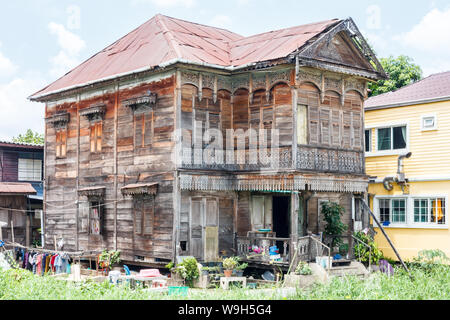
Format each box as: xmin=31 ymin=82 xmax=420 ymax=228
xmin=79 ymin=103 xmax=106 ymax=118
xmin=78 ymin=186 xmax=106 ymax=197
xmin=122 ymin=93 xmax=157 ymax=108
xmin=0 ymin=182 xmax=37 ymax=196
xmin=45 ymin=112 xmax=70 ymax=125
xmin=121 ymin=183 xmax=158 ymax=196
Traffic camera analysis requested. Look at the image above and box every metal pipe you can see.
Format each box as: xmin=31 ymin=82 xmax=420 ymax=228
xmin=397 ymin=152 xmax=412 ymax=175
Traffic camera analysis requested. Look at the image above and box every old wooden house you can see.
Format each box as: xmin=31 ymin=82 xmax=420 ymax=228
xmin=0 ymin=141 xmax=44 ymax=246
xmin=29 ymin=15 xmax=386 ymax=267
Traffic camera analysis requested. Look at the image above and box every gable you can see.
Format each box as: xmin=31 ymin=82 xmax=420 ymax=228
xmin=313 ymin=32 xmax=374 ymax=70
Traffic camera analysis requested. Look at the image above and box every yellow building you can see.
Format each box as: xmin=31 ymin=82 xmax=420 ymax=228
xmin=364 ymin=71 xmax=450 ymax=261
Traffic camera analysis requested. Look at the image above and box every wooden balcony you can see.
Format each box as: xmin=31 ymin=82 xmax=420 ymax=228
xmin=235 ymin=234 xmax=291 ymax=267
xmin=179 ymin=145 xmax=364 ymax=175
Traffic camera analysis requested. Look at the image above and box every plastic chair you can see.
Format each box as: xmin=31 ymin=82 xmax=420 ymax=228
xmin=123 ymin=265 xmax=131 ymax=275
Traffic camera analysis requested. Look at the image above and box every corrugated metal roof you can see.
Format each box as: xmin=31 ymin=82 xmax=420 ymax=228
xmin=30 ymin=14 xmax=340 ymax=100
xmin=0 ymin=182 xmax=37 ymax=195
xmin=0 ymin=140 xmax=44 ymax=149
xmin=365 ymin=71 xmax=450 ymax=109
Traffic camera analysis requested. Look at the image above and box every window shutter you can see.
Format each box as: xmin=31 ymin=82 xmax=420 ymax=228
xmin=320 ymin=108 xmax=331 ymax=145
xmin=134 ymin=200 xmax=143 ymax=235
xmin=352 ymin=112 xmax=362 ymax=150
xmin=342 ymin=111 xmax=351 ymax=148
xmin=308 ymin=106 xmax=319 ymax=144
xmin=78 ymin=201 xmax=89 ymax=233
xmin=264 ymin=196 xmax=273 ymax=230
xmin=142 ymin=197 xmax=154 ymax=235
xmin=297 ymin=105 xmax=307 ymax=145
xmin=331 ymin=110 xmax=340 ymax=146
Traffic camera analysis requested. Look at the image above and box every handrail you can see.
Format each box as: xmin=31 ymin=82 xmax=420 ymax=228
xmin=351 ymin=235 xmax=372 ymax=271
xmin=356 ymin=197 xmax=411 ymax=277
xmin=298 ymin=235 xmax=331 ymax=273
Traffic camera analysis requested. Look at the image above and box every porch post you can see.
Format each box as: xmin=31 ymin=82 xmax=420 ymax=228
xmin=290 ymin=192 xmax=299 ymax=262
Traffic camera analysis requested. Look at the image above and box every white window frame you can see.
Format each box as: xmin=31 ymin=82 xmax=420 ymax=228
xmin=18 ymin=158 xmax=42 ymax=182
xmin=420 ymin=113 xmax=437 ymax=131
xmin=411 ymin=196 xmax=446 ymax=226
xmin=365 ymin=121 xmax=409 ymax=157
xmin=373 ymin=194 xmax=448 ymax=229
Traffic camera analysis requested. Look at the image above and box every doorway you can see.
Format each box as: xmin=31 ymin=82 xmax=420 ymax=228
xmin=272 ymin=196 xmax=290 ymax=254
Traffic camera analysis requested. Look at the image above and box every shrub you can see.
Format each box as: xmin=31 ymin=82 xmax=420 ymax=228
xmin=321 ymin=202 xmax=347 ymax=248
xmin=295 ymin=261 xmax=312 ymax=275
xmin=353 ymin=231 xmax=383 ymax=265
xmin=174 ymin=257 xmax=199 ymax=287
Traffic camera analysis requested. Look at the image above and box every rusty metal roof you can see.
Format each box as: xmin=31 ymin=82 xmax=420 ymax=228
xmin=0 ymin=140 xmax=44 ymax=149
xmin=30 ymin=14 xmax=340 ymax=100
xmin=0 ymin=182 xmax=37 ymax=195
xmin=365 ymin=71 xmax=450 ymax=109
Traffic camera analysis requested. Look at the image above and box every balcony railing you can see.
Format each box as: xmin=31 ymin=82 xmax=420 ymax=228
xmin=179 ymin=145 xmax=364 ymax=174
xmin=236 ymin=235 xmax=291 ymax=265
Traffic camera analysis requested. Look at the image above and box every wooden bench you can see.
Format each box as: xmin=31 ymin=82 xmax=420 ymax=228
xmin=220 ymin=277 xmax=247 ymax=290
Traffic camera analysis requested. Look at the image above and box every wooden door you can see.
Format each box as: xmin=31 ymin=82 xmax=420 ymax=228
xmin=204 ymin=199 xmax=219 ymax=262
xmin=251 ymin=195 xmax=273 ymax=231
xmin=190 ymin=198 xmax=203 ymax=260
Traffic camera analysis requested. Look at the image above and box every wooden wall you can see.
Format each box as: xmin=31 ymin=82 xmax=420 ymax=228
xmin=44 ymin=75 xmax=176 ymax=262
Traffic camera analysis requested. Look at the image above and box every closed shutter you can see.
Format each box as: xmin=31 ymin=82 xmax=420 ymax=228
xmin=142 ymin=197 xmax=155 ymax=235
xmin=78 ymin=201 xmax=89 ymax=233
xmin=190 ymin=199 xmax=203 ymax=260
xmin=342 ymin=111 xmax=351 ymax=148
xmin=331 ymin=110 xmax=341 ymax=146
xmin=251 ymin=196 xmax=265 ymax=230
xmin=320 ymin=108 xmax=331 ymax=145
xmin=308 ymin=106 xmax=319 ymax=144
xmin=352 ymin=112 xmax=362 ymax=150
xmin=204 ymin=199 xmax=219 ymax=262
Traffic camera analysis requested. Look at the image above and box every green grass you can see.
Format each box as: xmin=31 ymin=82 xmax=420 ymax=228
xmin=0 ymin=263 xmax=449 ymax=300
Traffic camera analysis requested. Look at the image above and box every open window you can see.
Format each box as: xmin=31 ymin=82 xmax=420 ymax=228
xmin=78 ymin=186 xmax=106 ymax=235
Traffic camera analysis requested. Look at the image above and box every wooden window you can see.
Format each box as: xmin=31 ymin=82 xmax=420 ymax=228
xmin=18 ymin=158 xmax=42 ymax=181
xmin=134 ymin=111 xmax=154 ymax=148
xmin=134 ymin=196 xmax=154 ymax=236
xmin=90 ymin=122 xmax=102 ymax=153
xmin=297 ymin=104 xmax=307 ymax=145
xmin=251 ymin=195 xmax=272 ymax=231
xmin=55 ymin=129 xmax=67 ymax=158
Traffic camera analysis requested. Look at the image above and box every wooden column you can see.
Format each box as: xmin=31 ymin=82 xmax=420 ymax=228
xmin=113 ymin=81 xmax=119 ymax=251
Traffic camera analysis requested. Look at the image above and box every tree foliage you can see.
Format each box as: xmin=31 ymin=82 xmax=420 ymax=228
xmin=369 ymin=55 xmax=423 ymax=97
xmin=321 ymin=202 xmax=347 ymax=248
xmin=12 ymin=129 xmax=44 ymax=145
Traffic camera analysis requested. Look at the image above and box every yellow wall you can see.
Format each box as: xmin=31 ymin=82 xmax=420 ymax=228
xmin=365 ymin=100 xmax=450 ymax=261
xmin=366 ymin=100 xmax=450 ymax=178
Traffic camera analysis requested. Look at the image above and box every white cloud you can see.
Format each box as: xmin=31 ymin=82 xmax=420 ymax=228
xmin=0 ymin=75 xmax=47 ymax=140
xmin=48 ymin=22 xmax=86 ymax=78
xmin=131 ymin=0 xmax=196 ymax=8
xmin=0 ymin=42 xmax=18 ymax=77
xmin=402 ymin=8 xmax=450 ymax=54
xmin=209 ymin=15 xmax=232 ymax=30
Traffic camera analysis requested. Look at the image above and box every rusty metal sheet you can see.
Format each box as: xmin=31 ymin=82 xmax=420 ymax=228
xmin=30 ymin=15 xmax=339 ymax=100
xmin=0 ymin=183 xmax=37 ymax=195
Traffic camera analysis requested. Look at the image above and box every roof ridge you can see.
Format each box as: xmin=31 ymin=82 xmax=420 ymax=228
xmin=156 ymin=13 xmax=244 ymax=39
xmin=155 ymin=14 xmax=183 ymax=59
xmin=232 ymin=18 xmax=340 ymax=45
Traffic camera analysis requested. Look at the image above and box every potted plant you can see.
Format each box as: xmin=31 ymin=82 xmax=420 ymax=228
xmin=98 ymin=250 xmax=121 ymax=274
xmin=339 ymin=244 xmax=349 ymax=257
xmin=222 ymin=257 xmax=238 ymax=277
xmin=235 ymin=261 xmax=248 ymax=277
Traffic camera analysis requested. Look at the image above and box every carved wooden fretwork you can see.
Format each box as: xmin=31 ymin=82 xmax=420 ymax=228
xmin=79 ymin=103 xmax=106 ymax=122
xmin=180 ymin=71 xmax=200 ymax=87
xmin=268 ymin=69 xmax=291 ymax=88
xmin=78 ymin=186 xmax=106 ymax=198
xmin=179 ymin=173 xmax=368 ymax=193
xmin=122 ymin=92 xmax=157 ymax=113
xmin=297 ymin=70 xmax=322 ymax=89
xmin=45 ymin=112 xmax=70 ymax=129
xmin=232 ymin=75 xmax=250 ymax=93
xmin=217 ymin=75 xmax=232 ymax=92
xmin=121 ymin=182 xmax=158 ymax=196
xmin=344 ymin=79 xmax=365 ymax=96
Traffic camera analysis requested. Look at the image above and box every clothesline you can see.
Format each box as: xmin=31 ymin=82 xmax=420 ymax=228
xmin=3 ymin=241 xmax=101 ymax=258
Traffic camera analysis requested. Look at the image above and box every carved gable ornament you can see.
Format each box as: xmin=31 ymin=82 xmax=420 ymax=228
xmin=122 ymin=91 xmax=157 ymax=113
xmin=45 ymin=112 xmax=70 ymax=129
xmin=80 ymin=103 xmax=106 ymax=122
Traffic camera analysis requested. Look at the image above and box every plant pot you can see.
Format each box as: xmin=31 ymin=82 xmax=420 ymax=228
xmin=235 ymin=270 xmax=244 ymax=277
xmin=224 ymin=269 xmax=233 ymax=277
xmin=202 ymin=270 xmax=209 ymax=276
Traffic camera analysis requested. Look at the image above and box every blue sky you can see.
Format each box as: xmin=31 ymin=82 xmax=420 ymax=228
xmin=1 ymin=0 xmax=449 ymax=140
